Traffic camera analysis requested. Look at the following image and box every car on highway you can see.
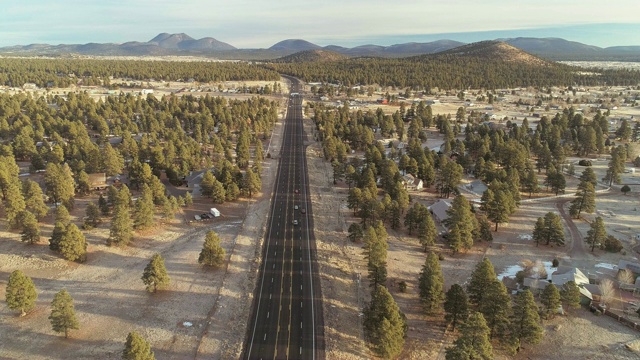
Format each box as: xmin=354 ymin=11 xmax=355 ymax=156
xmin=301 ymin=208 xmax=306 ymax=214
xmin=293 ymin=219 xmax=299 ymax=226
xmin=294 ymin=189 xmax=299 ymax=194
xmin=294 ymin=205 xmax=299 ymax=210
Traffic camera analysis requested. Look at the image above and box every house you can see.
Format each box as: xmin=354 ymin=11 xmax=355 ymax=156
xmin=402 ymin=174 xmax=423 ymax=191
xmin=465 ymin=180 xmax=488 ymax=196
xmin=428 ymin=200 xmax=451 ymax=224
xmin=523 ymin=267 xmax=595 ymax=304
xmin=87 ymin=173 xmax=108 ymax=190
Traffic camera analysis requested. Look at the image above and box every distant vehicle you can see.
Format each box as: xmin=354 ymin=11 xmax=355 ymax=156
xmin=293 ymin=219 xmax=299 ymax=226
xmin=201 ymin=213 xmax=211 ymax=219
xmin=301 ymin=208 xmax=306 ymax=214
xmin=294 ymin=189 xmax=299 ymax=194
xmin=294 ymin=205 xmax=299 ymax=210
xmin=210 ymin=208 xmax=221 ymax=217
xmin=194 ymin=215 xmax=202 ymax=221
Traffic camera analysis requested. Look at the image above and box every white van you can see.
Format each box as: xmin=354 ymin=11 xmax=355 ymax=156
xmin=210 ymin=208 xmax=221 ymax=217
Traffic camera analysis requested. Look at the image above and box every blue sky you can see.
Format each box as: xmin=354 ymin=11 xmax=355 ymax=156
xmin=2 ymin=1 xmax=639 ymax=48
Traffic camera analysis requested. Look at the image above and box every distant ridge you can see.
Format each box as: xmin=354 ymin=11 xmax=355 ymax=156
xmin=0 ymin=33 xmax=639 ymax=60
xmin=435 ymin=40 xmax=550 ymax=66
xmin=274 ymin=49 xmax=347 ymax=63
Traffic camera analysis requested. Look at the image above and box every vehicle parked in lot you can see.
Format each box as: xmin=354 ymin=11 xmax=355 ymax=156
xmin=201 ymin=213 xmax=211 ymax=219
xmin=194 ymin=215 xmax=202 ymax=221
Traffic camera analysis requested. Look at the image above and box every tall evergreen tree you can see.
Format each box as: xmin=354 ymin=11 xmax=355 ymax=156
xmin=364 ymin=286 xmax=406 ymax=359
xmin=59 ymin=223 xmax=87 ymax=262
xmin=198 ymin=231 xmax=226 ymax=267
xmin=243 ymin=168 xmax=261 ymax=198
xmin=44 ymin=162 xmax=76 ymax=210
xmin=418 ymin=252 xmax=444 ymax=314
xmin=22 ymin=179 xmax=48 ymax=220
xmin=444 ymin=195 xmax=475 ymax=253
xmin=510 ymin=290 xmax=543 ymax=352
xmin=364 ymin=226 xmax=388 ymax=288
xmin=478 ymin=279 xmax=511 ymax=339
xmin=122 ymin=331 xmax=155 ymax=360
xmin=20 ymin=210 xmax=40 ymax=244
xmin=211 ymin=178 xmax=226 ymax=204
xmin=49 ymin=289 xmax=79 ymax=338
xmin=134 ymin=184 xmax=155 ymax=230
xmin=569 ymin=182 xmax=595 ymax=218
xmin=5 ymin=270 xmax=38 ymax=316
xmin=467 ymin=258 xmax=497 ymax=306
xmin=84 ymin=201 xmax=101 ymax=229
xmin=586 ymin=216 xmax=607 ymax=252
xmin=4 ymin=180 xmax=26 ymax=229
xmin=108 ymin=203 xmax=133 ymax=247
xmin=445 ymin=312 xmax=493 ymax=360
xmin=540 ymin=284 xmax=561 ymax=319
xmin=444 ymin=284 xmax=469 ymax=331
xmin=200 ymin=170 xmax=216 ymax=198
xmin=560 ymin=281 xmax=582 ymax=309
xmin=417 ymin=212 xmax=437 ymax=251
xmin=142 ymin=253 xmax=170 ymax=292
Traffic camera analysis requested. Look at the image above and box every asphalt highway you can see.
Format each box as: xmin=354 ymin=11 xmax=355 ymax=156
xmin=244 ymin=77 xmax=324 ymax=360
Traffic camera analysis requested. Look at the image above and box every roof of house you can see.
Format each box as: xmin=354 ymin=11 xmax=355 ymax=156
xmin=465 ymin=180 xmax=488 ymax=195
xmin=428 ymin=200 xmax=451 ymax=223
xmin=87 ymin=173 xmax=107 ymax=186
xmin=551 ymin=267 xmax=590 ymax=286
xmin=618 ymin=260 xmax=640 ymax=274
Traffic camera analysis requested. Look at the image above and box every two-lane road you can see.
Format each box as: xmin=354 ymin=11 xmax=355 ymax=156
xmin=244 ymin=78 xmax=324 ymax=359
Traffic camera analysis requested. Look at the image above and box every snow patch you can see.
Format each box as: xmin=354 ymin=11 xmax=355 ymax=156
xmin=518 ymin=234 xmax=533 ymax=241
xmin=595 ymin=263 xmax=617 ymax=270
xmin=497 ymin=261 xmax=555 ymax=281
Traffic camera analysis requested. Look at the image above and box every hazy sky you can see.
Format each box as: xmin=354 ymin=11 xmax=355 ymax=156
xmin=2 ymin=0 xmax=639 ymax=48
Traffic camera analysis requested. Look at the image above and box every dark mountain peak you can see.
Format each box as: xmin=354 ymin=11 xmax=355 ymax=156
xmin=274 ymin=49 xmax=347 ymax=63
xmin=501 ymin=37 xmax=602 ymax=54
xmin=269 ymin=39 xmax=321 ymax=52
xmin=148 ymin=33 xmax=195 ymax=49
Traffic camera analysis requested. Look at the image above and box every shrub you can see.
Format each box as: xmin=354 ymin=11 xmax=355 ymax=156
xmin=438 ymin=253 xmax=445 ymax=261
xmin=552 ymin=258 xmax=559 ymax=267
xmin=602 ymin=235 xmax=623 ymax=253
xmin=398 ymin=281 xmax=407 ymax=293
xmin=578 ymin=160 xmax=592 ymax=166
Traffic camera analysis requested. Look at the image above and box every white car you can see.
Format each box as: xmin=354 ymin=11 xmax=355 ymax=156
xmin=293 ymin=220 xmax=299 ymax=226
xmin=294 ymin=205 xmax=299 ymax=210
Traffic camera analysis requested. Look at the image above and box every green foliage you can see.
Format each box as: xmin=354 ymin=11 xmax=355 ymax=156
xmin=436 ymin=157 xmax=463 ymax=198
xmin=603 ymin=235 xmax=623 ymax=252
xmin=59 ymin=223 xmax=87 ymax=262
xmin=142 ymin=253 xmax=170 ymax=292
xmin=364 ymin=286 xmax=406 ymax=359
xmin=211 ymin=178 xmax=226 ymax=204
xmin=184 ymin=192 xmax=193 ymax=206
xmin=200 ymin=170 xmax=216 ymax=198
xmin=418 ymin=252 xmax=444 ymax=314
xmin=444 ymin=195 xmax=476 ymax=253
xmin=569 ymin=181 xmax=595 ymax=218
xmin=621 ymin=185 xmax=631 ymax=195
xmin=84 ymin=202 xmax=101 ymax=229
xmin=198 ymin=231 xmax=226 ymax=267
xmin=49 ymin=289 xmax=79 ymax=338
xmin=586 ymin=216 xmax=607 ymax=252
xmin=19 ymin=210 xmax=40 ymax=244
xmin=444 ymin=284 xmax=469 ymax=331
xmin=364 ymin=225 xmax=388 ymax=288
xmin=134 ymin=184 xmax=155 ymax=230
xmin=540 ymin=284 xmax=562 ymax=319
xmin=22 ymin=179 xmax=48 ymax=220
xmin=122 ymin=331 xmax=155 ymax=360
xmin=108 ymin=203 xmax=133 ymax=247
xmin=347 ymin=222 xmax=364 ymax=243
xmin=560 ymin=281 xmax=582 ymax=309
xmin=532 ymin=212 xmax=565 ymax=246
xmin=467 ymin=258 xmax=497 ymax=306
xmin=5 ymin=270 xmax=38 ymax=316
xmin=44 ymin=163 xmax=76 ymax=210
xmin=445 ymin=312 xmax=493 ymax=360
xmin=510 ymin=290 xmax=543 ymax=351
xmin=478 ymin=279 xmax=511 ymax=339
xmin=417 ymin=211 xmax=437 ymax=251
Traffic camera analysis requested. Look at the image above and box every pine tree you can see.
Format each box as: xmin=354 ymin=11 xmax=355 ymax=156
xmin=50 ymin=221 xmax=67 ymax=252
xmin=122 ymin=331 xmax=155 ymax=360
xmin=443 ymin=195 xmax=475 ymax=253
xmin=243 ymin=168 xmax=261 ymax=198
xmin=4 ymin=180 xmax=26 ymax=229
xmin=5 ymin=270 xmax=38 ymax=316
xmin=364 ymin=286 xmax=406 ymax=359
xmin=543 ymin=212 xmax=565 ymax=246
xmin=108 ymin=203 xmax=133 ymax=247
xmin=481 ymin=187 xmax=514 ymax=232
xmin=55 ymin=204 xmax=71 ymax=224
xmin=532 ymin=217 xmax=545 ymax=247
xmin=211 ymin=178 xmax=226 ymax=204
xmin=59 ymin=223 xmax=87 ymax=262
xmin=84 ymin=202 xmax=101 ymax=229
xmin=569 ymin=182 xmax=595 ymax=218
xmin=445 ymin=312 xmax=493 ymax=360
xmin=586 ymin=216 xmax=607 ymax=252
xmin=134 ymin=184 xmax=155 ymax=230
xmin=44 ymin=162 xmax=76 ymax=210
xmin=560 ymin=280 xmax=582 ymax=308
xmin=417 ymin=212 xmax=437 ymax=251
xmin=49 ymin=289 xmax=79 ymax=338
xmin=76 ymin=170 xmax=91 ymax=196
xmin=116 ymin=185 xmax=132 ymax=209
xmin=418 ymin=252 xmax=444 ymax=314
xmin=200 ymin=170 xmax=216 ymax=198
xmin=198 ymin=231 xmax=226 ymax=267
xmin=467 ymin=258 xmax=497 ymax=306
xmin=184 ymin=191 xmax=193 ymax=206
xmin=20 ymin=210 xmax=40 ymax=244
xmin=142 ymin=253 xmax=170 ymax=292
xmin=478 ymin=279 xmax=511 ymax=339
xmin=444 ymin=284 xmax=469 ymax=331
xmin=510 ymin=290 xmax=543 ymax=352
xmin=98 ymin=194 xmax=110 ymax=215
xmin=540 ymin=284 xmax=561 ymax=319
xmin=579 ymin=167 xmax=597 ymax=187
xmin=364 ymin=226 xmax=388 ymax=288
xmin=22 ymin=179 xmax=49 ymax=220
xmin=477 ymin=216 xmax=493 ymax=242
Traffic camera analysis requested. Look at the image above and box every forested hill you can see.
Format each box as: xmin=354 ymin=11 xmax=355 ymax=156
xmin=266 ymin=41 xmax=640 ymax=89
xmin=274 ymin=49 xmax=348 ymax=63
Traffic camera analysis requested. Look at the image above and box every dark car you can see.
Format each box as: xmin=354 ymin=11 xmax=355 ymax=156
xmin=301 ymin=208 xmax=306 ymax=214
xmin=201 ymin=213 xmax=211 ymax=219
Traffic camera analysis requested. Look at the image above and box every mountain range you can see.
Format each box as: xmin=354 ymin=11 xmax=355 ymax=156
xmin=1 ymin=33 xmax=639 ymax=61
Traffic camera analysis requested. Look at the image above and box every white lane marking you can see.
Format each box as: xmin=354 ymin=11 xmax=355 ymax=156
xmin=271 ymin=277 xmax=274 ymax=283
xmin=267 ymin=311 xmax=270 ymax=318
xmin=264 ymin=333 xmax=267 ymax=341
